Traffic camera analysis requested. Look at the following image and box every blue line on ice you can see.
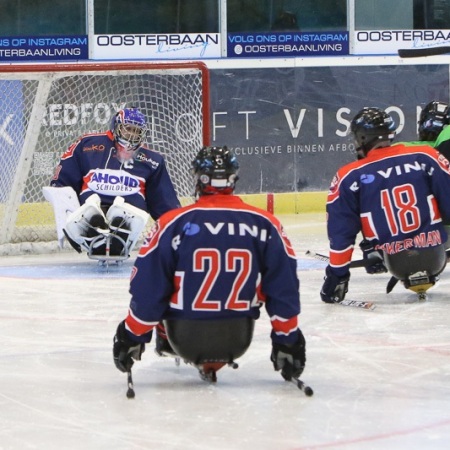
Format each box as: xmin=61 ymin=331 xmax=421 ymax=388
xmin=0 ymin=257 xmax=325 ymax=279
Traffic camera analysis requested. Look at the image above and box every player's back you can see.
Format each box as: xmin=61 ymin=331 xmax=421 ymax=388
xmin=329 ymin=143 xmax=450 ymax=249
xmin=135 ymin=194 xmax=298 ymax=321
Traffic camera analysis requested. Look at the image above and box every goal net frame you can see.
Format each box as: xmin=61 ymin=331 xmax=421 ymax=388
xmin=0 ymin=61 xmax=210 ymax=253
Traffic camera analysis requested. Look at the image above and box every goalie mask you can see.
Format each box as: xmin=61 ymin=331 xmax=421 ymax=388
xmin=111 ymin=107 xmax=147 ymax=162
xmin=418 ymin=101 xmax=449 ymax=142
xmin=191 ymin=146 xmax=239 ymax=196
xmin=351 ymin=107 xmax=396 ymax=159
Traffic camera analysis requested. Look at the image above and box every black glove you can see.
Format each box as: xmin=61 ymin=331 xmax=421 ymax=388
xmin=113 ymin=321 xmax=147 ymax=373
xmin=359 ymin=239 xmax=387 ymax=274
xmin=271 ymin=330 xmax=306 ymax=381
xmin=320 ymin=265 xmax=350 ymax=303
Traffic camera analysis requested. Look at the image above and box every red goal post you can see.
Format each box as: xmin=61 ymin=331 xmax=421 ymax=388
xmin=0 ymin=61 xmax=210 ymax=253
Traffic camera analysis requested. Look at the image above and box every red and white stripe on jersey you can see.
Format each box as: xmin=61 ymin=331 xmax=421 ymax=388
xmin=169 ymin=271 xmax=184 ymax=310
xmin=360 ymin=212 xmax=379 ymax=240
xmin=270 ymin=314 xmax=298 ymax=337
xmin=327 ymin=144 xmax=448 ymax=206
xmin=138 ymin=207 xmax=191 ymax=257
xmin=436 ymin=151 xmax=450 ymax=174
xmin=327 ymin=173 xmax=341 ymax=203
xmin=329 ymin=245 xmax=354 ymax=268
xmin=125 ymin=308 xmax=158 ymax=336
xmin=326 ymin=158 xmax=370 ymax=205
xmin=427 ymin=194 xmax=442 ymax=224
xmin=61 ymin=131 xmax=109 ymax=160
xmin=138 ymin=195 xmax=298 ymax=260
xmin=254 ymin=273 xmax=266 ymax=306
xmin=61 ymin=140 xmax=80 ymax=160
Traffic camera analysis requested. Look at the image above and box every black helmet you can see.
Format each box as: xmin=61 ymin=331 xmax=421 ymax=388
xmin=418 ymin=101 xmax=449 ymax=141
xmin=351 ymin=107 xmax=396 ymax=159
xmin=191 ymin=146 xmax=239 ymax=196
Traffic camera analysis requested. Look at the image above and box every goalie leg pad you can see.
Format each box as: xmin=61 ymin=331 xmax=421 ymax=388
xmin=107 ymin=217 xmax=131 ymax=256
xmin=106 ymin=197 xmax=150 ymax=254
xmin=42 ymin=186 xmax=81 ymax=248
xmin=64 ymin=195 xmax=108 ymax=253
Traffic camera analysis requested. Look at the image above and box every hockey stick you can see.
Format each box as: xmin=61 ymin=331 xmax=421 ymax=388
xmin=290 ymin=377 xmax=314 ymax=397
xmin=398 ymin=46 xmax=450 ymax=58
xmin=126 ymin=369 xmax=135 ymax=399
xmin=306 ymin=251 xmax=376 ymax=310
xmin=305 ymin=250 xmax=374 ymax=269
xmin=339 ymin=299 xmax=376 ymax=310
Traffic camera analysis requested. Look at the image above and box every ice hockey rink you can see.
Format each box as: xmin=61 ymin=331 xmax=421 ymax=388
xmin=1 ymin=213 xmax=450 ymax=450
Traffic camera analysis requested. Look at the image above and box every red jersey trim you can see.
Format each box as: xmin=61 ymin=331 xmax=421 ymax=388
xmin=327 ymin=144 xmax=445 ymax=205
xmin=270 ymin=314 xmax=298 ymax=336
xmin=138 ymin=195 xmax=297 ymax=259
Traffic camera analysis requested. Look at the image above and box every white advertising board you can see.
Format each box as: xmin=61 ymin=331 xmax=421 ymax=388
xmin=91 ymin=33 xmax=221 ymax=59
xmin=354 ymin=29 xmax=450 ymax=55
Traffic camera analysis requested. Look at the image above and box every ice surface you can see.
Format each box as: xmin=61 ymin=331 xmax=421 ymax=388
xmin=1 ymin=213 xmax=450 ymax=450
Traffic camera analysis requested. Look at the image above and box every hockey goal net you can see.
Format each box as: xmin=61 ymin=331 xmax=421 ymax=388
xmin=0 ymin=61 xmax=210 ymax=254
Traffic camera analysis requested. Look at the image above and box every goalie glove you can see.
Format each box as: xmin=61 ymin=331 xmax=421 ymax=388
xmin=271 ymin=330 xmax=306 ymax=381
xmin=113 ymin=320 xmax=150 ymax=373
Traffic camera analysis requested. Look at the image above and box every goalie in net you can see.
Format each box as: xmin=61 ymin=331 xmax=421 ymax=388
xmin=43 ymin=107 xmax=180 ymax=261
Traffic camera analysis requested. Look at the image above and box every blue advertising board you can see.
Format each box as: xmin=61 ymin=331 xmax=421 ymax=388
xmin=227 ymin=31 xmax=349 ymax=58
xmin=0 ymin=36 xmax=88 ymax=62
xmin=209 ymin=64 xmax=449 ymax=194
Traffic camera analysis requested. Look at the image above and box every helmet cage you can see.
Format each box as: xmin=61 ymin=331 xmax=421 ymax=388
xmin=112 ymin=108 xmax=147 ymax=151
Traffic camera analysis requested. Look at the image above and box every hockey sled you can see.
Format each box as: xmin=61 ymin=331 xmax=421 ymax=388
xmin=163 ymin=318 xmax=255 ymax=382
xmin=384 ymin=245 xmax=447 ymax=300
xmin=85 ymin=233 xmax=130 ymax=262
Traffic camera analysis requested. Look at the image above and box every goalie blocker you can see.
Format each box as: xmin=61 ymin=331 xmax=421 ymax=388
xmin=43 ymin=187 xmax=149 ymax=261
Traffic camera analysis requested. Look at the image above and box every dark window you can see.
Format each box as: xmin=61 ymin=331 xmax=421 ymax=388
xmin=94 ymin=0 xmax=218 ymax=34
xmin=355 ymin=0 xmax=450 ymax=30
xmin=227 ymin=0 xmax=347 ymax=33
xmin=2 ymin=1 xmax=448 ymax=40
xmin=414 ymin=0 xmax=450 ymax=28
xmin=1 ymin=0 xmax=85 ymax=36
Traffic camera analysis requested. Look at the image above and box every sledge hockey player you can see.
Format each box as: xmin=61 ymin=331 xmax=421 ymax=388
xmin=395 ymin=101 xmax=449 ymax=149
xmin=416 ymin=100 xmax=449 ymax=147
xmin=320 ymin=107 xmax=450 ymax=303
xmin=399 ymin=100 xmax=450 ymax=254
xmin=43 ymin=107 xmax=180 ymax=261
xmin=113 ymin=146 xmax=306 ymax=383
xmin=422 ymin=102 xmax=450 ymax=251
xmin=427 ymin=101 xmax=450 ymax=159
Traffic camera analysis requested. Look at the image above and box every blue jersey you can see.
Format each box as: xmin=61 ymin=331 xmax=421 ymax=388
xmin=50 ymin=131 xmax=180 ymax=220
xmin=124 ymin=194 xmax=301 ymax=346
xmin=326 ymin=143 xmax=450 ymax=276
